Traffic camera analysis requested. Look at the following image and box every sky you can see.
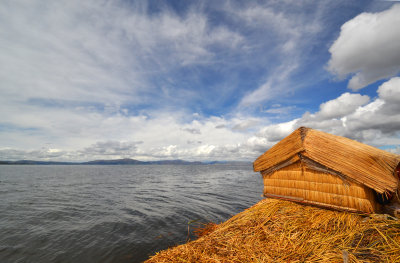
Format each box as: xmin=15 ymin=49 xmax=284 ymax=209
xmin=1 ymin=0 xmax=400 ymax=162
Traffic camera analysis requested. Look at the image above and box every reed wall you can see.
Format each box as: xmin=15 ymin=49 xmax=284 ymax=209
xmin=262 ymin=161 xmax=379 ymax=213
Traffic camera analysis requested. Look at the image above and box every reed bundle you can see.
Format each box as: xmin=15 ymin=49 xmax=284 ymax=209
xmin=262 ymin=162 xmax=379 ymax=213
xmin=145 ymin=199 xmax=400 ymax=263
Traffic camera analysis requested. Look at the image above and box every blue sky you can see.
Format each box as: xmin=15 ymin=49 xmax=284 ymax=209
xmin=1 ymin=0 xmax=400 ymax=161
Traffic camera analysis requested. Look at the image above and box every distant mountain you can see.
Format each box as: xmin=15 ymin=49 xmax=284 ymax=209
xmin=83 ymin=159 xmax=205 ymax=165
xmin=0 ymin=160 xmax=76 ymax=165
xmin=203 ymin=161 xmax=252 ymax=165
xmin=0 ymin=158 xmax=208 ymax=165
xmin=83 ymin=158 xmax=146 ymax=165
xmin=147 ymin=159 xmax=203 ymax=165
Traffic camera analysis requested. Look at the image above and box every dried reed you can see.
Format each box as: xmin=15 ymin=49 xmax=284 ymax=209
xmin=303 ymin=129 xmax=399 ymax=193
xmin=145 ymin=199 xmax=400 ymax=263
xmin=262 ymin=162 xmax=378 ymax=213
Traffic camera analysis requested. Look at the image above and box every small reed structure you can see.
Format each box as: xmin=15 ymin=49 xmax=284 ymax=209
xmin=253 ymin=127 xmax=400 ymax=214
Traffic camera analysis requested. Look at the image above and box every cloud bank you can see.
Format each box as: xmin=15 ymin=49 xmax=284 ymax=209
xmin=0 ymin=1 xmax=399 ymax=161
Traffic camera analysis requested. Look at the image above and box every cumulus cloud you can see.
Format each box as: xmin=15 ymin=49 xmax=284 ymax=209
xmin=316 ymin=93 xmax=370 ymax=119
xmin=377 ymin=76 xmax=400 ymax=104
xmin=255 ymin=120 xmax=298 ymax=143
xmin=328 ymin=4 xmax=400 ymax=90
xmin=251 ymin=77 xmax=400 ymax=149
xmin=330 ymin=77 xmax=400 ymax=138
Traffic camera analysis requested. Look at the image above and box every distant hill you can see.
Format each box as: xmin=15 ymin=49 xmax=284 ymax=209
xmin=0 ymin=158 xmax=238 ymax=165
xmin=0 ymin=160 xmax=76 ymax=165
xmin=147 ymin=160 xmax=204 ymax=165
xmin=83 ymin=158 xmax=146 ymax=165
xmin=82 ymin=159 xmax=204 ymax=165
xmin=203 ymin=161 xmax=252 ymax=165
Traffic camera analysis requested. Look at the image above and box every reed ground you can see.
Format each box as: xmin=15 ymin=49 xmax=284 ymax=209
xmin=145 ymin=199 xmax=400 ymax=263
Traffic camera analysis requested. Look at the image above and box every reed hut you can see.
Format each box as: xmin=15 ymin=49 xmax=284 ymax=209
xmin=253 ymin=127 xmax=400 ymax=214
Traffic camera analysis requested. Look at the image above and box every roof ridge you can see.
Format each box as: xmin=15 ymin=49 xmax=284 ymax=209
xmin=299 ymin=126 xmax=309 ymax=144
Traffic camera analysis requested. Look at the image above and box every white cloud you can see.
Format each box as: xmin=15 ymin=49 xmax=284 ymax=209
xmin=0 ymin=102 xmax=269 ymax=161
xmin=2 ymin=76 xmax=399 ymax=162
xmin=248 ymin=77 xmax=400 ymax=151
xmin=316 ymin=92 xmax=370 ymax=119
xmin=1 ymin=2 xmax=399 ymax=162
xmin=255 ymin=120 xmax=299 ymax=143
xmin=0 ymin=0 xmax=243 ymax=109
xmin=328 ymin=4 xmax=400 ymax=90
xmin=313 ymin=81 xmax=400 ymax=141
xmin=231 ymin=119 xmax=260 ymax=132
xmin=80 ymin=141 xmax=143 ymax=158
xmin=0 ymin=148 xmax=68 ymax=161
xmin=0 ymin=0 xmax=254 ymax=161
xmin=377 ymin=76 xmax=400 ymax=103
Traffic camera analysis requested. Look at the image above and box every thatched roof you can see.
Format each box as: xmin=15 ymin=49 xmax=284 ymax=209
xmin=254 ymin=127 xmax=400 ymax=194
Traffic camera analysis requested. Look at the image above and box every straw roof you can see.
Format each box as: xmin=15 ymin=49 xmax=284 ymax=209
xmin=254 ymin=127 xmax=400 ymax=194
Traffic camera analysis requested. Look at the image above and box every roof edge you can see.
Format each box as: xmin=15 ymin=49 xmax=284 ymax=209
xmin=253 ymin=127 xmax=310 ymax=172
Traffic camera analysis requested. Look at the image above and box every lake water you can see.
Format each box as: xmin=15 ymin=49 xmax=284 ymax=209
xmin=0 ymin=164 xmax=262 ymax=263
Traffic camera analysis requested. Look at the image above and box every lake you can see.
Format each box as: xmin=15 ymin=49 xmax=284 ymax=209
xmin=0 ymin=164 xmax=262 ymax=263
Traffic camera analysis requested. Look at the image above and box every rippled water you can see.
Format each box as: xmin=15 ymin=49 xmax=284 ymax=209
xmin=0 ymin=164 xmax=262 ymax=263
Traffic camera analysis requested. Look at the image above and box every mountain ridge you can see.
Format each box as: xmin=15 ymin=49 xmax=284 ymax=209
xmin=0 ymin=158 xmax=251 ymax=165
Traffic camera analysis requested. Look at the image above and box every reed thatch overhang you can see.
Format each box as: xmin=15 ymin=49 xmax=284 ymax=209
xmin=253 ymin=127 xmax=400 ymax=194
